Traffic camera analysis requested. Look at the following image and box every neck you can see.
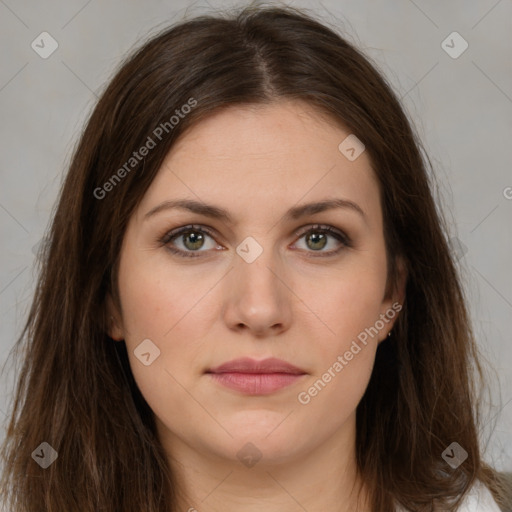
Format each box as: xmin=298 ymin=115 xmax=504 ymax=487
xmin=159 ymin=414 xmax=371 ymax=512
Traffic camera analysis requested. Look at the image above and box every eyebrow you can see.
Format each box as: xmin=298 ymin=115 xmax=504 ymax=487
xmin=144 ymin=198 xmax=367 ymax=224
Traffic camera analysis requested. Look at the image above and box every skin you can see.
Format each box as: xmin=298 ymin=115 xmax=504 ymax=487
xmin=108 ymin=100 xmax=406 ymax=512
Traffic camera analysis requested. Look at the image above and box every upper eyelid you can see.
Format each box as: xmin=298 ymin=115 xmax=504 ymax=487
xmin=293 ymin=224 xmax=344 ymax=237
xmin=161 ymin=224 xmax=217 ymax=242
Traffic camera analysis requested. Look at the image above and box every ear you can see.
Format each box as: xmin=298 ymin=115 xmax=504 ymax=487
xmin=391 ymin=255 xmax=407 ymax=311
xmin=105 ymin=292 xmax=125 ymax=341
xmin=379 ymin=255 xmax=407 ymax=341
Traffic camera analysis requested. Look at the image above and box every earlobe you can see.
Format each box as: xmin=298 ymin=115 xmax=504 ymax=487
xmin=109 ymin=316 xmax=124 ymax=341
xmin=105 ymin=293 xmax=124 ymax=341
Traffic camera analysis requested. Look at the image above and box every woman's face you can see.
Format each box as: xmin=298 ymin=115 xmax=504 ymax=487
xmin=108 ymin=100 xmax=403 ymax=469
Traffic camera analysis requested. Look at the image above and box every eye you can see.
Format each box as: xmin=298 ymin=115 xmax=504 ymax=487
xmin=159 ymin=224 xmax=221 ymax=258
xmin=159 ymin=223 xmax=351 ymax=258
xmin=292 ymin=224 xmax=351 ymax=257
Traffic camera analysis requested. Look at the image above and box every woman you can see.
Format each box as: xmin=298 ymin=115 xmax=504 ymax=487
xmin=1 ymin=4 xmax=509 ymax=511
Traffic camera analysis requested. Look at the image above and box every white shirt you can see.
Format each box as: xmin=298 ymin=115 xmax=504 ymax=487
xmin=396 ymin=481 xmax=501 ymax=511
xmin=456 ymin=482 xmax=501 ymax=512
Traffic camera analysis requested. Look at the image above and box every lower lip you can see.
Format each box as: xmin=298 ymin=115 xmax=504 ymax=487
xmin=207 ymin=372 xmax=305 ymax=395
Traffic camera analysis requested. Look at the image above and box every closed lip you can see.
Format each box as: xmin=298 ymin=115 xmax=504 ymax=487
xmin=206 ymin=357 xmax=306 ymax=375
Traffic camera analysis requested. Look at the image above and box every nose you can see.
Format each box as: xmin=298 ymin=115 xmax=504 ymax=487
xmin=221 ymin=245 xmax=293 ymax=337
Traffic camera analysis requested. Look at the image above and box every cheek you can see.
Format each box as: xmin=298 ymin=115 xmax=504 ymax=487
xmin=295 ymin=273 xmax=383 ymax=423
xmin=116 ymin=257 xmax=210 ymax=430
xmin=302 ymin=259 xmax=388 ymax=354
xmin=311 ymin=283 xmax=380 ymax=394
xmin=118 ymin=247 xmax=213 ymax=341
xmin=116 ymin=249 xmax=223 ymax=398
xmin=294 ymin=257 xmax=387 ymax=416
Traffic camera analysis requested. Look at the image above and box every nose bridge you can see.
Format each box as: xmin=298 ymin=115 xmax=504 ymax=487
xmin=223 ymin=233 xmax=292 ymax=334
xmin=234 ymin=234 xmax=283 ymax=299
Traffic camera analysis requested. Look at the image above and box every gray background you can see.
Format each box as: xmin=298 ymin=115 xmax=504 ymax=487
xmin=0 ymin=0 xmax=510 ymax=472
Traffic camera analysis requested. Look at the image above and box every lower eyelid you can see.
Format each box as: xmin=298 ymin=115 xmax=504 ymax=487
xmin=293 ymin=235 xmax=348 ymax=256
xmin=164 ymin=245 xmax=208 ymax=258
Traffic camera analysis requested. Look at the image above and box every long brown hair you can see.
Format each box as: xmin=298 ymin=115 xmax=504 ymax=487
xmin=1 ymin=3 xmax=509 ymax=511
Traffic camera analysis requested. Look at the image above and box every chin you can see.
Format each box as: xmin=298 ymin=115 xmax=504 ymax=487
xmin=223 ymin=410 xmax=295 ymax=437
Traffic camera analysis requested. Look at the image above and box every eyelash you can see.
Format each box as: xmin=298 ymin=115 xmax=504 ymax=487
xmin=159 ymin=224 xmax=352 ymax=259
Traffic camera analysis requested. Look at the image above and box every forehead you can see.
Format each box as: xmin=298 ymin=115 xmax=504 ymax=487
xmin=170 ymin=100 xmax=355 ymax=165
xmin=135 ymin=100 xmax=381 ymax=228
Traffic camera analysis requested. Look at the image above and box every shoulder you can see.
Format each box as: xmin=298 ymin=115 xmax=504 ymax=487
xmin=395 ymin=481 xmax=501 ymax=511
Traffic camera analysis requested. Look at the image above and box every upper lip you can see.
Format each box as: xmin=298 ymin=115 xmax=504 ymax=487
xmin=207 ymin=357 xmax=306 ymax=375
